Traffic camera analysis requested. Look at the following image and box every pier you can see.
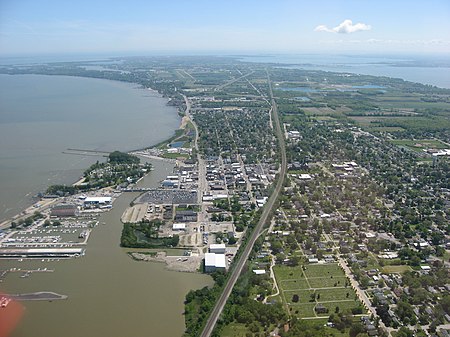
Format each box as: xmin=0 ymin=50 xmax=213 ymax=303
xmin=9 ymin=292 xmax=67 ymax=301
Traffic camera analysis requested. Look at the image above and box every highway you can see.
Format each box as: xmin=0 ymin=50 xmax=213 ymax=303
xmin=199 ymin=70 xmax=287 ymax=337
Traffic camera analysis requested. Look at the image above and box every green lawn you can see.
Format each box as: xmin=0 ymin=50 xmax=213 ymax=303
xmin=274 ymin=264 xmax=361 ymax=319
xmin=308 ymin=277 xmax=348 ymax=288
xmin=284 ymin=289 xmax=315 ymax=304
xmin=319 ymin=301 xmax=361 ymax=315
xmin=315 ymin=288 xmax=357 ymax=302
xmin=303 ymin=264 xmax=345 ymax=278
xmin=382 ymin=265 xmax=412 ymax=274
xmin=274 ymin=265 xmax=305 ymax=280
xmin=390 ymin=139 xmax=448 ymax=151
xmin=289 ymin=303 xmax=317 ymax=318
xmin=280 ymin=279 xmax=310 ymax=290
xmin=220 ymin=323 xmax=249 ymax=337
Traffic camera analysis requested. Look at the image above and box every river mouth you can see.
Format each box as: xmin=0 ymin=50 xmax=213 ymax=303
xmin=1 ymin=159 xmax=212 ymax=337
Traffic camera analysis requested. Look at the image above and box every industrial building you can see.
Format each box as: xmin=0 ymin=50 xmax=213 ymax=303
xmin=204 ymin=253 xmax=226 ymax=273
xmin=209 ymin=243 xmax=226 ymax=254
xmin=174 ymin=210 xmax=198 ymax=222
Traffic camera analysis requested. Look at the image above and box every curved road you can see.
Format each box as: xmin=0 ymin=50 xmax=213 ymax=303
xmin=199 ymin=70 xmax=287 ymax=337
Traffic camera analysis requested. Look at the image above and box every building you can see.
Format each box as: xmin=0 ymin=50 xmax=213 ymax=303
xmin=209 ymin=243 xmax=226 ymax=254
xmin=83 ymin=197 xmax=112 ymax=208
xmin=50 ymin=204 xmax=79 ymax=217
xmin=172 ymin=223 xmax=186 ymax=231
xmin=174 ymin=210 xmax=197 ymax=222
xmin=204 ymin=253 xmax=226 ymax=273
xmin=0 ymin=248 xmax=84 ymax=259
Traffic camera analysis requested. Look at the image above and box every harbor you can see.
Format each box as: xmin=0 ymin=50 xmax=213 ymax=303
xmin=0 ymin=159 xmax=212 ymax=337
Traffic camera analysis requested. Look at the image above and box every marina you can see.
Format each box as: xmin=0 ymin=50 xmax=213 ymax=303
xmin=0 ymin=159 xmax=212 ymax=337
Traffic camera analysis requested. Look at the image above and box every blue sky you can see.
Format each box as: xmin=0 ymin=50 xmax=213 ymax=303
xmin=1 ymin=0 xmax=449 ymax=56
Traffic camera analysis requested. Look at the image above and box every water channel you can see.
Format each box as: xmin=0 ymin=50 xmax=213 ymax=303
xmin=1 ymin=159 xmax=212 ymax=337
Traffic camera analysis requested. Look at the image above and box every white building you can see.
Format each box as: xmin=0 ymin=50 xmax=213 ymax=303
xmin=209 ymin=243 xmax=226 ymax=254
xmin=83 ymin=197 xmax=112 ymax=207
xmin=204 ymin=253 xmax=226 ymax=273
xmin=172 ymin=223 xmax=186 ymax=231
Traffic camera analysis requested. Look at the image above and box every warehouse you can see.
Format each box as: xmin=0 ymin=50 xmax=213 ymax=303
xmin=204 ymin=253 xmax=226 ymax=273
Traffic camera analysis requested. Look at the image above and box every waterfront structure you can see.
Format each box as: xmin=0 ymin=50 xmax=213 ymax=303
xmin=83 ymin=197 xmax=112 ymax=208
xmin=0 ymin=248 xmax=84 ymax=258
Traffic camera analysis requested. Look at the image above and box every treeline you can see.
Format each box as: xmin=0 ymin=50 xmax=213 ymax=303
xmin=120 ymin=221 xmax=179 ymax=248
xmin=11 ymin=211 xmax=44 ymax=229
xmin=108 ymin=151 xmax=139 ymax=164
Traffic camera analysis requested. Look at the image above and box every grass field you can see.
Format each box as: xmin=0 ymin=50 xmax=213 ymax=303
xmin=390 ymin=139 xmax=448 ymax=152
xmin=220 ymin=323 xmax=249 ymax=337
xmin=274 ymin=264 xmax=361 ymax=319
xmin=382 ymin=265 xmax=412 ymax=274
xmin=368 ymin=126 xmax=405 ymax=132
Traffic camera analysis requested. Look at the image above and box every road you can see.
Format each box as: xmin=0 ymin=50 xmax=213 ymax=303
xmin=181 ymin=94 xmax=207 ymax=215
xmin=323 ymin=232 xmax=393 ymax=336
xmin=199 ymin=70 xmax=287 ymax=337
xmin=215 ymin=71 xmax=255 ymax=91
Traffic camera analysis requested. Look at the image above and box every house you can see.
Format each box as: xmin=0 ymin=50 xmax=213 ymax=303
xmin=366 ymin=324 xmax=378 ymax=336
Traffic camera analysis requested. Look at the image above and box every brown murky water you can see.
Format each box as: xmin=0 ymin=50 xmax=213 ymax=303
xmin=0 ymin=160 xmax=212 ymax=337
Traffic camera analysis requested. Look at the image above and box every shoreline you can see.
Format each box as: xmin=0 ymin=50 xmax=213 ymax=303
xmin=130 ymin=252 xmax=202 ymax=273
xmin=0 ymin=75 xmax=184 ymax=230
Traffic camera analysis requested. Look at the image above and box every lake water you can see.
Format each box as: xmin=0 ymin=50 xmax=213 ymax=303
xmin=1 ymin=159 xmax=212 ymax=337
xmin=0 ymin=74 xmax=180 ymax=222
xmin=239 ymin=54 xmax=450 ymax=89
xmin=0 ymin=74 xmax=212 ymax=336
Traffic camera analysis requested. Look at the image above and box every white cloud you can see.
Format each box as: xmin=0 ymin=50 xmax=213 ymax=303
xmin=315 ymin=19 xmax=371 ymax=34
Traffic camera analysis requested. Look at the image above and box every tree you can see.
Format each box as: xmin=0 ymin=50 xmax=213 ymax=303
xmin=396 ymin=327 xmax=414 ymax=337
xmin=349 ymin=323 xmax=365 ymax=337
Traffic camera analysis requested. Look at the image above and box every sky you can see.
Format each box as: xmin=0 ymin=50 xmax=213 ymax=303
xmin=0 ymin=0 xmax=449 ymax=56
